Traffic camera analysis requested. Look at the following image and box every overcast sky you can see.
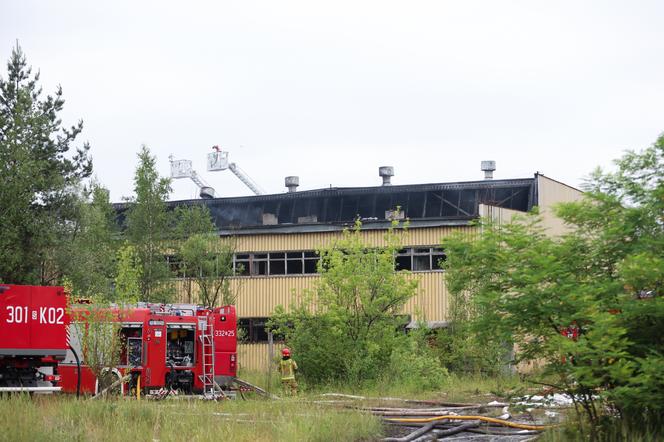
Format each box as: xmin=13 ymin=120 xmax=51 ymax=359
xmin=2 ymin=1 xmax=663 ymax=202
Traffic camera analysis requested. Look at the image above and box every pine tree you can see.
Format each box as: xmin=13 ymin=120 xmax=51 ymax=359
xmin=0 ymin=44 xmax=92 ymax=284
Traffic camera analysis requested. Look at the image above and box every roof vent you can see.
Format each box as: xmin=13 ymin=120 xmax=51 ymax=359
xmin=262 ymin=213 xmax=278 ymax=225
xmin=379 ymin=166 xmax=394 ymax=186
xmin=481 ymin=161 xmax=496 ymax=180
xmin=297 ymin=215 xmax=317 ymax=224
xmin=285 ymin=176 xmax=299 ymax=193
xmin=385 ymin=209 xmax=405 ymax=221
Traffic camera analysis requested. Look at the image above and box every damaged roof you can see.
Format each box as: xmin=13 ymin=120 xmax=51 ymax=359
xmin=115 ymin=175 xmax=538 ymax=235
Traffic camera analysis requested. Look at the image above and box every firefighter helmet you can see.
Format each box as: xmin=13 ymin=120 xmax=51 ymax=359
xmin=281 ymin=348 xmax=291 ymax=357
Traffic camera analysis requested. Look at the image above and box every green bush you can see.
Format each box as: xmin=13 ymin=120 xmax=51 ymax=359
xmin=443 ymin=134 xmax=664 ymax=434
xmin=269 ymin=220 xmax=424 ymax=387
xmin=386 ymin=332 xmax=448 ymax=392
xmin=433 ymin=322 xmax=508 ymax=376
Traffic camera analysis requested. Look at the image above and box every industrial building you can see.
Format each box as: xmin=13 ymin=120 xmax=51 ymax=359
xmin=167 ymin=164 xmax=582 ymax=371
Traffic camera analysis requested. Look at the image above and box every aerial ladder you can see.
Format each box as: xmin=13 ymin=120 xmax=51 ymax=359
xmin=169 ymin=147 xmax=265 ymax=198
xmin=207 ymin=146 xmax=265 ymax=195
xmin=169 ymin=155 xmax=217 ymax=199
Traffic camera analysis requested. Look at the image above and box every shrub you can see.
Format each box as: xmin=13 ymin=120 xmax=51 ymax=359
xmin=269 ymin=220 xmax=421 ymax=386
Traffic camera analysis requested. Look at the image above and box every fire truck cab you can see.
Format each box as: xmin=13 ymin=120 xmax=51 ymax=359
xmin=59 ymin=303 xmax=237 ymax=396
xmin=0 ymin=285 xmax=69 ymax=393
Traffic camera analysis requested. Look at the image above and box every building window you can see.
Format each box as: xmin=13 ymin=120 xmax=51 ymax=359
xmin=233 ymin=247 xmax=445 ymax=276
xmin=238 ymin=317 xmax=269 ymax=342
xmin=395 ymin=247 xmax=446 ymax=272
xmin=234 ymin=254 xmax=251 ymax=276
xmin=167 ymin=254 xmax=234 ymax=278
xmin=303 ymin=251 xmax=319 ymax=273
xmin=269 ymin=253 xmax=286 ymax=275
xmin=233 ymin=251 xmax=320 ymax=276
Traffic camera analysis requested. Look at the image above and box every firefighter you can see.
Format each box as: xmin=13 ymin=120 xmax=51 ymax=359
xmin=278 ymin=347 xmax=298 ymax=395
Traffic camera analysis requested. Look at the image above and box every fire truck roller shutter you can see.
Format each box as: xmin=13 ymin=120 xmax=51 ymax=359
xmin=166 ymin=324 xmax=195 ymax=367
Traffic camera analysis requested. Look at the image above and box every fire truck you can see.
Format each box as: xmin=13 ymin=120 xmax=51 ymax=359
xmin=58 ymin=302 xmax=237 ymax=397
xmin=1 ymin=284 xmax=238 ymax=396
xmin=0 ymin=285 xmax=69 ymax=393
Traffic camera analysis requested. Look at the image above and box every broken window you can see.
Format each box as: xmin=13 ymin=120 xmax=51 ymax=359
xmin=269 ymin=253 xmax=286 ymax=275
xmin=233 ymin=251 xmax=320 ymax=276
xmin=234 ymin=254 xmax=251 ymax=276
xmin=395 ymin=247 xmax=446 ymax=272
xmin=432 ymin=249 xmax=447 ymax=269
xmin=304 ymin=251 xmax=319 ymax=273
xmin=238 ymin=317 xmax=270 ymax=342
xmin=252 ymin=253 xmax=268 ymax=276
xmin=233 ymin=248 xmax=445 ymax=275
xmin=287 ymin=252 xmax=304 ymax=274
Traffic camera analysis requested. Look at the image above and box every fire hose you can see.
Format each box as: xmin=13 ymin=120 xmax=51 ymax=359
xmin=385 ymin=415 xmax=551 ymax=431
xmin=68 ymin=344 xmax=81 ymax=398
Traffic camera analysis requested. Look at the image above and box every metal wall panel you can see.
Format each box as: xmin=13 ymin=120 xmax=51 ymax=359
xmin=231 ymin=275 xmax=317 ymax=317
xmin=233 ymin=273 xmax=448 ymax=372
xmin=403 ymin=272 xmax=448 ymax=321
xmin=537 ymin=175 xmax=583 ymax=236
xmin=174 ymin=226 xmax=476 ymax=321
xmin=237 ymin=343 xmax=292 ymax=373
xmin=479 ymin=204 xmax=524 ymax=225
xmin=225 ymin=226 xmax=475 ymax=253
xmin=175 ymin=271 xmax=450 ymax=322
xmin=238 ymin=343 xmax=271 ymax=372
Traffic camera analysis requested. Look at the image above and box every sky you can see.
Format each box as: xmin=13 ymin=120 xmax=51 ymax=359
xmin=2 ymin=0 xmax=663 ymax=202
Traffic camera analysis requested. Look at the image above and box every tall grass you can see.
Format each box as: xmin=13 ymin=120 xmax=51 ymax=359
xmin=541 ymin=414 xmax=663 ymax=442
xmin=234 ymin=370 xmax=663 ymax=441
xmin=240 ymin=368 xmax=528 ymax=402
xmin=0 ymin=373 xmax=530 ymax=441
xmin=0 ymin=395 xmax=382 ymax=442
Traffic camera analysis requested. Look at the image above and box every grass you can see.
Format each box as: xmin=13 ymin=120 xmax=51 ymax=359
xmin=540 ymin=415 xmax=663 ymax=442
xmin=0 ymin=395 xmax=382 ymax=442
xmin=239 ymin=368 xmax=529 ymax=403
xmin=238 ymin=371 xmax=572 ymax=439
xmin=0 ymin=373 xmax=563 ymax=441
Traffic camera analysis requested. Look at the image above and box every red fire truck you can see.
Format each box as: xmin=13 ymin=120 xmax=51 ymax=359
xmin=58 ymin=302 xmax=237 ymax=396
xmin=0 ymin=284 xmax=70 ymax=393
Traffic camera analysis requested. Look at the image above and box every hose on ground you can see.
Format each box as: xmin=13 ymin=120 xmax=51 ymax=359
xmin=385 ymin=415 xmax=551 ymax=431
xmin=383 ymin=423 xmax=435 ymax=442
xmin=412 ymin=422 xmax=480 ymax=442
